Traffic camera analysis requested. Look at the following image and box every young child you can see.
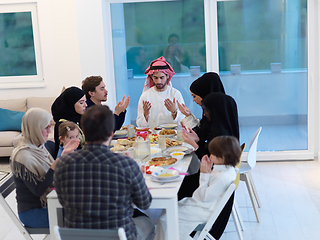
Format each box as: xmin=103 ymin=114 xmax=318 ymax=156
xmin=56 ymin=121 xmax=81 ymax=158
xmin=154 ymin=135 xmax=241 ymax=240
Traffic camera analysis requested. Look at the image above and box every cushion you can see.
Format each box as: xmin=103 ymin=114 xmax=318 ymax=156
xmin=0 ymin=131 xmax=21 ymax=146
xmin=0 ymin=98 xmax=27 ymax=112
xmin=0 ymin=108 xmax=25 ymax=131
xmin=27 ymin=97 xmax=56 ymax=114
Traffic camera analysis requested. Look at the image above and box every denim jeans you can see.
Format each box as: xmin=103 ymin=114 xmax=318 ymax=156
xmin=19 ymin=208 xmax=49 ymax=228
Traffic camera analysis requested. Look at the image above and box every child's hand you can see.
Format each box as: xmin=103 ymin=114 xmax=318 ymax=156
xmin=200 ymin=155 xmax=213 ymax=173
xmin=61 ymin=139 xmax=80 ymax=156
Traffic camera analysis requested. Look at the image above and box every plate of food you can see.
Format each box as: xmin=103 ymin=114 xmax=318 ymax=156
xmin=159 ymin=123 xmax=179 ymax=129
xmin=149 ymin=133 xmax=159 ymax=144
xmin=165 ymin=138 xmax=183 ymax=148
xmin=148 ymin=156 xmax=178 ymax=167
xmin=152 ymin=169 xmax=180 ymax=181
xmin=163 ymin=144 xmax=194 ymax=156
xmin=150 ymin=175 xmax=181 ymax=183
xmin=158 ymin=129 xmax=177 ymax=137
xmin=110 ymin=139 xmax=135 ymax=152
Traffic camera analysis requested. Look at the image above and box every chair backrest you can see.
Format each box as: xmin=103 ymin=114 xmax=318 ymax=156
xmin=234 ymin=143 xmax=246 ymax=190
xmin=45 ymin=140 xmax=56 ymax=159
xmin=194 ymin=183 xmax=236 ymax=240
xmin=57 ymin=227 xmax=127 ymax=240
xmin=246 ymin=127 xmax=262 ymax=169
xmin=0 ymin=173 xmax=49 ymax=240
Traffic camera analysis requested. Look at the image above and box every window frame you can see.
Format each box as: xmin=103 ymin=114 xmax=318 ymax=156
xmin=0 ymin=2 xmax=44 ymax=89
xmin=103 ymin=0 xmax=317 ymax=160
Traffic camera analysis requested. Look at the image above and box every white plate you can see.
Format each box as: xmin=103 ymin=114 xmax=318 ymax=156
xmin=152 ymin=169 xmax=179 ymax=181
xmin=159 ymin=123 xmax=179 ymax=129
xmin=150 ymin=175 xmax=181 ymax=183
xmin=158 ymin=129 xmax=177 ymax=138
xmin=114 ymin=130 xmax=128 ymax=138
xmin=163 ymin=144 xmax=194 ymax=155
xmin=150 ymin=147 xmax=162 ymax=156
xmin=148 ymin=158 xmax=178 ymax=168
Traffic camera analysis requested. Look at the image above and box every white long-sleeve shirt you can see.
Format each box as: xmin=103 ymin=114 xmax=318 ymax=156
xmin=136 ymin=86 xmax=185 ymax=127
xmin=154 ymin=165 xmax=237 ymax=240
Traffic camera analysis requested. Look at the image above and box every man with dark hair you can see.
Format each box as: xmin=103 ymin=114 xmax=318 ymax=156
xmin=54 ymin=105 xmax=154 ymax=240
xmin=82 ymin=75 xmax=130 ymax=130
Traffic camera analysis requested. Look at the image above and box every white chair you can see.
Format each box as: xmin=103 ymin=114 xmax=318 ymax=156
xmin=240 ymin=127 xmax=262 ymax=222
xmin=0 ymin=173 xmax=50 ymax=240
xmin=192 ymin=183 xmax=236 ymax=240
xmin=231 ymin=143 xmax=246 ymax=240
xmin=54 ymin=226 xmax=127 ymax=240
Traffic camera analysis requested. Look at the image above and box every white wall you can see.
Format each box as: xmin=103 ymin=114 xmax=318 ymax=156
xmin=0 ymin=0 xmax=82 ymax=99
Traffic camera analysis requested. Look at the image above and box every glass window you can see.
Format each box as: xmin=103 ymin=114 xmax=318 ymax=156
xmin=109 ymin=0 xmax=308 ymax=154
xmin=110 ymin=0 xmax=206 ymax=126
xmin=0 ymin=3 xmax=43 ymax=88
xmin=217 ymin=0 xmax=308 ymax=151
xmin=0 ymin=12 xmax=36 ymax=76
xmin=123 ymin=0 xmax=206 ymax=76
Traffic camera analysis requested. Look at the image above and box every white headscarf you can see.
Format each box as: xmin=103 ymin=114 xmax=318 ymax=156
xmin=10 ymin=108 xmax=54 ymax=207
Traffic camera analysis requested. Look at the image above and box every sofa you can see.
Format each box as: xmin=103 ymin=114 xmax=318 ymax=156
xmin=0 ymin=97 xmax=56 ymax=157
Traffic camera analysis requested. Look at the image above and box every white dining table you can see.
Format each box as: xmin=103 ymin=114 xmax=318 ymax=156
xmin=47 ymin=153 xmax=199 ymax=240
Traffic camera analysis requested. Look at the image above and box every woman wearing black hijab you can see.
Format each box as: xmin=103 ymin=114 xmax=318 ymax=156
xmin=51 ymin=87 xmax=87 ymax=158
xmin=178 ymin=72 xmax=227 ymax=159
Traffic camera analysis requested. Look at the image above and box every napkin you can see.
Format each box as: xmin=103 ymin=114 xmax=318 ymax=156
xmin=168 ymin=167 xmax=188 ymax=175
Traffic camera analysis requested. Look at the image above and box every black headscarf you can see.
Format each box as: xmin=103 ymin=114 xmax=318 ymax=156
xmin=190 ymin=72 xmax=226 ymax=154
xmin=189 ymin=72 xmax=225 ymax=98
xmin=51 ymin=87 xmax=85 ymax=124
xmin=202 ymin=92 xmax=239 ymax=140
xmin=51 ymin=87 xmax=85 ymax=158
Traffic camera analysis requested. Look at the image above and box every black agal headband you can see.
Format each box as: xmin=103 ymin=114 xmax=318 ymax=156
xmin=149 ymin=64 xmax=170 ymax=70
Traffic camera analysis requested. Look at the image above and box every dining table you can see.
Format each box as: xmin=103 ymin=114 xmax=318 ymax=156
xmin=47 ymin=144 xmax=200 ymax=240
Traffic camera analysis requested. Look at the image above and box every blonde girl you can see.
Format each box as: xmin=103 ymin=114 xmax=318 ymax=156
xmin=57 ymin=121 xmax=81 ymax=158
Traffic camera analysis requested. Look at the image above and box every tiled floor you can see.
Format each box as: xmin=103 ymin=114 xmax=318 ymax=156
xmin=1 ymin=157 xmax=320 ymax=240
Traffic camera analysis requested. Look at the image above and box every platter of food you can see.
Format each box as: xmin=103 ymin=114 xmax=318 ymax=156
xmin=158 ymin=129 xmax=177 ymax=137
xmin=148 ymin=156 xmax=178 ymax=167
xmin=165 ymin=138 xmax=183 ymax=148
xmin=159 ymin=123 xmax=179 ymax=129
xmin=149 ymin=133 xmax=159 ymax=144
xmin=110 ymin=139 xmax=135 ymax=152
xmin=151 ymin=169 xmax=180 ymax=182
xmin=163 ymin=143 xmax=194 ymax=155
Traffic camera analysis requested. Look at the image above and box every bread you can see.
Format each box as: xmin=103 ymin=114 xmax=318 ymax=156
xmin=148 ymin=157 xmax=177 ymax=166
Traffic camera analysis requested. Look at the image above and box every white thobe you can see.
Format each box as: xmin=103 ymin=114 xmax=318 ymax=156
xmin=136 ymin=86 xmax=185 ymax=127
xmin=154 ymin=165 xmax=237 ymax=240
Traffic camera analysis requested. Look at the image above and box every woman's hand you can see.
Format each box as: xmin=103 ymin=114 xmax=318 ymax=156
xmin=177 ymin=100 xmax=191 ymax=117
xmin=200 ymin=155 xmax=213 ymax=173
xmin=61 ymin=139 xmax=80 ymax=156
xmin=183 ymin=128 xmax=199 ymax=142
xmin=182 ymin=128 xmax=199 ymax=150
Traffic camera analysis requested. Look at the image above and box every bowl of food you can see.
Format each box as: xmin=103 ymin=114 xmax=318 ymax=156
xmin=170 ymin=151 xmax=185 ymax=161
xmin=150 ymin=147 xmax=162 ymax=157
xmin=152 ymin=169 xmax=179 ymax=181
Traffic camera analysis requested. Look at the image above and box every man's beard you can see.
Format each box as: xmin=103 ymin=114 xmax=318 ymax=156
xmin=155 ymin=82 xmax=167 ymax=90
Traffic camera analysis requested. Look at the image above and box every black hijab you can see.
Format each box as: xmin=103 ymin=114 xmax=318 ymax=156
xmin=202 ymin=92 xmax=239 ymax=140
xmin=51 ymin=87 xmax=85 ymax=158
xmin=194 ymin=92 xmax=239 ymax=159
xmin=51 ymin=86 xmax=85 ymax=124
xmin=189 ymin=72 xmax=225 ymax=98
